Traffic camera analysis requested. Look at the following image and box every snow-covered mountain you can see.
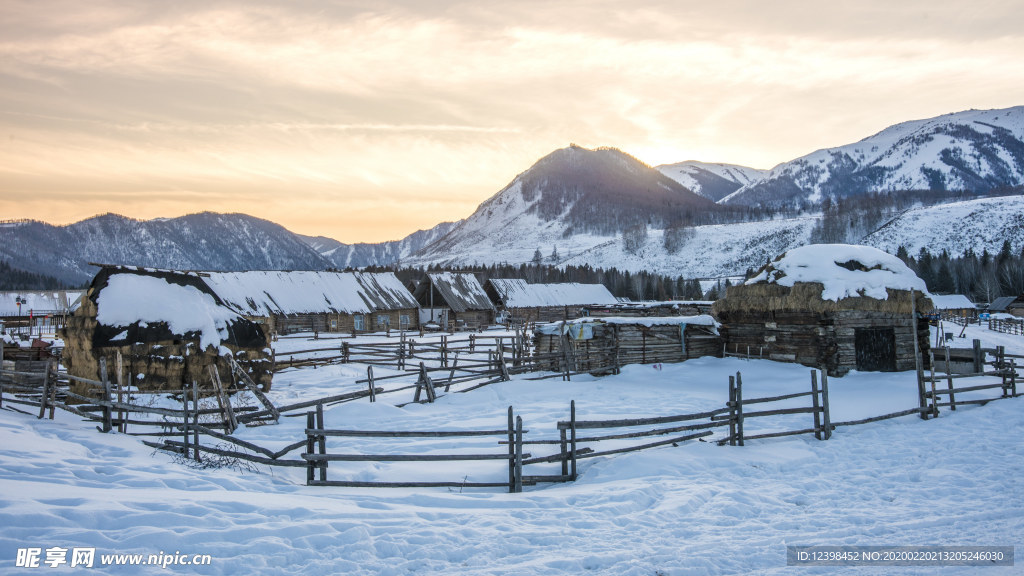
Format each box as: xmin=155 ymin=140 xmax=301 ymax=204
xmin=0 ymin=213 xmax=331 ymax=286
xmin=721 ymin=107 xmax=1024 ymax=208
xmin=406 ymin=145 xmax=720 ymax=267
xmin=657 ymin=161 xmax=767 ymax=202
xmin=299 ymin=221 xmax=459 ymax=269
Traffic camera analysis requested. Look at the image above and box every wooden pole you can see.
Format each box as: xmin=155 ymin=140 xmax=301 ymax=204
xmin=973 ymin=339 xmax=983 ymax=374
xmin=366 ymin=366 xmax=376 ymax=402
xmin=928 ymin=350 xmax=938 ymax=418
xmin=514 ymin=415 xmax=524 ymax=493
xmin=728 ymin=375 xmax=737 ymax=446
xmin=46 ymin=358 xmax=56 ymax=420
xmin=305 ymin=412 xmax=316 ymax=485
xmin=810 ymin=370 xmax=822 ymax=440
xmin=100 ymin=357 xmax=112 ymax=432
xmin=316 ymin=403 xmax=327 ymax=483
xmin=192 ymin=380 xmax=200 ymax=462
xmin=570 ymin=400 xmax=578 ymax=480
xmin=735 ymin=372 xmax=744 ymax=446
xmin=507 ymin=406 xmax=515 ymax=493
xmin=944 ymin=346 xmax=957 ymax=411
xmin=820 ymin=369 xmax=831 ymax=440
xmin=182 ymin=386 xmax=190 ymax=458
xmin=911 ymin=289 xmax=927 ymax=419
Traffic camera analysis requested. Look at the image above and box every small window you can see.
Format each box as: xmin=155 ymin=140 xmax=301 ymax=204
xmin=400 ymin=314 xmax=410 ymax=329
xmin=354 ymin=315 xmax=365 ymax=331
xmin=330 ymin=318 xmax=338 ymax=330
xmin=376 ymin=314 xmax=390 ymax=329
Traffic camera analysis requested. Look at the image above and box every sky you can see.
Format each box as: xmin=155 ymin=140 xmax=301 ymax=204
xmin=1 ymin=1 xmax=1023 ymax=243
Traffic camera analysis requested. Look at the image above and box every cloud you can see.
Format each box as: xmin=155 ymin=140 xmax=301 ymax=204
xmin=1 ymin=1 xmax=1023 ymax=241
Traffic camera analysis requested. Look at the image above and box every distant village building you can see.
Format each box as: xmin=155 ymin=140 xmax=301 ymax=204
xmin=532 ymin=316 xmax=722 ymax=373
xmin=484 ymin=279 xmax=617 ymax=324
xmin=713 ymin=244 xmax=933 ymax=377
xmin=0 ymin=290 xmax=82 ymax=335
xmin=987 ymin=295 xmax=1024 ymax=317
xmin=203 ymin=270 xmax=419 ymax=335
xmin=412 ymin=272 xmax=495 ymax=330
xmin=581 ymin=300 xmax=713 ymax=318
xmin=929 ymin=294 xmax=977 ymax=319
xmin=60 ymin=267 xmax=273 ymax=396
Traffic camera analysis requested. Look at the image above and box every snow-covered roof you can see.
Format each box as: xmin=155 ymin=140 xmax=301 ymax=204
xmin=95 ymin=274 xmax=247 ymax=350
xmin=537 ymin=315 xmax=719 ymax=334
xmin=203 ymin=271 xmax=418 ymax=316
xmin=417 ymin=273 xmax=494 ymax=313
xmin=988 ymin=296 xmax=1020 ymax=312
xmin=487 ymin=279 xmax=617 ymax=308
xmin=929 ymin=294 xmax=976 ymax=310
xmin=746 ymin=244 xmax=927 ymax=301
xmin=0 ymin=290 xmax=82 ymax=317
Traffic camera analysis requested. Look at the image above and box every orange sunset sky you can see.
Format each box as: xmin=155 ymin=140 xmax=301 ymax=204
xmin=1 ymin=0 xmax=1023 ymax=243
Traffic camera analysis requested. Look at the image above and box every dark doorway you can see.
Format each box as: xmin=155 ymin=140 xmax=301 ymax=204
xmin=854 ymin=327 xmax=897 ymax=372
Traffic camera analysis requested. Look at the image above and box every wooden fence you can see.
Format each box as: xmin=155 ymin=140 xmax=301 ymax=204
xmin=988 ymin=318 xmax=1024 ymax=336
xmin=301 ymin=405 xmax=528 ymax=492
xmin=920 ymin=345 xmax=1019 ymax=418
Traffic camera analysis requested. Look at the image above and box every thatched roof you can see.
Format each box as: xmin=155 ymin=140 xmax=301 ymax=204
xmin=714 ymin=244 xmax=933 ymax=315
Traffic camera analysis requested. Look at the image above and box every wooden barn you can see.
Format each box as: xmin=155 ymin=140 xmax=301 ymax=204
xmin=532 ymin=316 xmax=722 ymax=373
xmin=582 ymin=300 xmax=713 ymax=318
xmin=713 ymin=244 xmax=933 ymax=377
xmin=60 ymin=266 xmax=273 ymax=397
xmin=484 ymin=279 xmax=617 ymax=324
xmin=203 ymin=270 xmax=419 ymax=335
xmin=412 ymin=272 xmax=494 ymax=331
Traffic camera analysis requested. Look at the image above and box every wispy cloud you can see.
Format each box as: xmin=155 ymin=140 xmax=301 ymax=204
xmin=1 ymin=1 xmax=1023 ymax=241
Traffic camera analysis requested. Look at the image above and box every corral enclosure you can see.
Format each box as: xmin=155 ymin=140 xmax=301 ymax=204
xmin=60 ymin=267 xmax=273 ymax=397
xmin=533 ymin=316 xmax=722 ymax=373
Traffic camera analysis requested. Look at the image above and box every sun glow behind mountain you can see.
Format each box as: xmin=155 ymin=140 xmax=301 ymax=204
xmin=1 ymin=1 xmax=1022 ymax=242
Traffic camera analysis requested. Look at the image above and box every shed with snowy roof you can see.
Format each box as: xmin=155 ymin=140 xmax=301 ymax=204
xmin=412 ymin=273 xmax=494 ymax=331
xmin=203 ymin=270 xmax=419 ymax=335
xmin=60 ymin=266 xmax=273 ymax=397
xmin=532 ymin=315 xmax=722 ymax=374
xmin=484 ymin=279 xmax=617 ymax=324
xmin=712 ymin=244 xmax=933 ymax=376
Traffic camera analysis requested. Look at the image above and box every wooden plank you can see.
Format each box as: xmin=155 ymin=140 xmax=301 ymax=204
xmin=575 ymin=430 xmax=713 ymax=460
xmin=302 ymin=453 xmax=526 ymax=462
xmin=831 ymin=407 xmax=927 ymax=427
xmin=309 ymin=480 xmax=513 ymax=488
xmin=559 ymin=406 xmax=731 ymax=430
xmin=306 ymin=428 xmax=511 ymax=438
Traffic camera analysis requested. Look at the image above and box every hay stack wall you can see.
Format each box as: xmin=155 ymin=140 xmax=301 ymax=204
xmin=713 ymin=244 xmax=932 ymax=377
xmin=61 ymin=268 xmax=273 ymax=399
xmin=533 ymin=316 xmax=722 ymax=373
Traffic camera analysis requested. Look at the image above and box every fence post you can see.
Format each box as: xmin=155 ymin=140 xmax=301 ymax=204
xmin=944 ymin=347 xmax=957 ymax=410
xmin=116 ymin=351 xmax=125 ymax=432
xmin=811 ymin=370 xmax=822 ymax=440
xmin=735 ymin=372 xmax=744 ymax=446
xmin=559 ymin=427 xmax=569 ymax=477
xmin=728 ymin=375 xmax=737 ymax=446
xmin=820 ymin=369 xmax=831 ymax=440
xmin=182 ymin=386 xmax=191 ymax=458
xmin=315 ymin=403 xmax=327 ymax=483
xmin=445 ymin=352 xmax=459 ymax=392
xmin=507 ymin=406 xmax=515 ymax=493
xmin=36 ymin=358 xmax=51 ymax=420
xmin=570 ymin=400 xmax=578 ymax=480
xmin=100 ymin=357 xmax=112 ymax=432
xmin=305 ymin=412 xmax=316 ymax=485
xmin=192 ymin=380 xmax=200 ymax=462
xmin=366 ymin=366 xmax=376 ymax=402
xmin=514 ymin=415 xmax=524 ymax=493
xmin=1010 ymin=359 xmax=1018 ymax=398
xmin=342 ymin=342 xmax=349 ymax=364
xmin=973 ymin=339 xmax=983 ymax=374
xmin=928 ymin=351 xmax=938 ymax=419
xmin=470 ymin=334 xmax=476 ymax=353
xmin=441 ymin=335 xmax=448 ymax=368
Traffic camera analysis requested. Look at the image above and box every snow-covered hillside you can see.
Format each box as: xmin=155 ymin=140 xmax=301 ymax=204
xmin=657 ymin=161 xmax=767 ymax=201
xmin=722 ymin=107 xmax=1024 ymax=207
xmin=863 ymin=195 xmax=1024 ymax=255
xmin=300 ymin=221 xmax=459 ymax=269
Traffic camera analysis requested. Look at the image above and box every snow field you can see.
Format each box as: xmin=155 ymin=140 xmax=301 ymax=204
xmin=0 ymin=323 xmax=1021 ymax=574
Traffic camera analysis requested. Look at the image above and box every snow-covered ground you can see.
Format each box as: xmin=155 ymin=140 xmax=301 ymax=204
xmin=1 ymin=323 xmax=1022 ymax=574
